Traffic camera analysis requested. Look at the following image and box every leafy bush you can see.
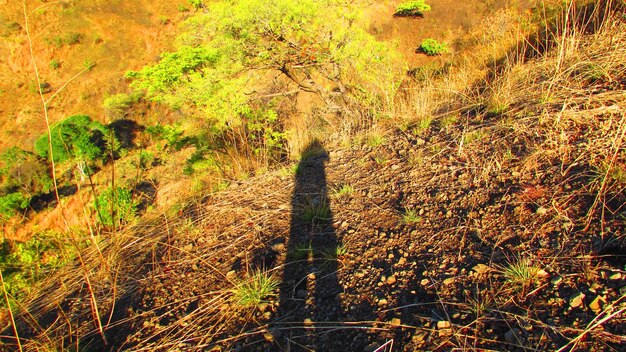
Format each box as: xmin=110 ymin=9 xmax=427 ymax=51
xmin=395 ymin=1 xmax=431 ymax=17
xmin=0 ymin=147 xmax=52 ymax=196
xmin=0 ymin=232 xmax=72 ymax=307
xmin=418 ymin=38 xmax=449 ymax=56
xmin=34 ymin=115 xmax=109 ymax=163
xmin=103 ymin=92 xmax=142 ymax=119
xmin=0 ymin=192 xmax=29 ymax=223
xmin=93 ymin=186 xmax=137 ymax=227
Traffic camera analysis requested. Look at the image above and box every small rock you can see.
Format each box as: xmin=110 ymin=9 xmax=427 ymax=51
xmin=340 ymin=221 xmax=349 ymax=229
xmin=551 ymin=276 xmax=563 ymax=286
xmin=589 ymin=296 xmax=605 ymax=312
xmin=472 ymin=264 xmax=490 ymax=275
xmin=420 ymin=278 xmax=430 ymax=286
xmin=386 ymin=276 xmax=397 ymax=285
xmin=536 ymin=207 xmax=548 ymax=215
xmin=271 ymin=243 xmax=285 ymax=251
xmin=388 ymin=253 xmax=395 ymax=259
xmin=355 ymin=271 xmax=365 ymax=278
xmin=412 ymin=333 xmax=425 ymax=343
xmin=263 ymin=332 xmax=274 ymax=342
xmin=390 ymin=318 xmax=402 ymax=326
xmin=443 ymin=277 xmax=456 ymax=285
xmin=226 ymin=270 xmax=237 ymax=278
xmin=304 ymin=318 xmax=313 ymax=326
xmin=397 ymin=257 xmax=407 ymax=266
xmin=416 ymin=138 xmax=426 ymax=146
xmin=569 ymin=292 xmax=585 ymax=308
xmin=537 ymin=269 xmax=549 ymax=278
xmin=377 ymin=298 xmax=388 ymax=306
xmin=391 ymin=164 xmax=400 ymax=170
xmin=505 ymin=328 xmax=523 ymax=344
xmin=512 ymin=171 xmax=521 ymax=177
xmin=609 ymin=272 xmax=622 ymax=281
xmin=436 ymin=320 xmax=451 ymax=330
xmin=182 ymin=243 xmax=194 ymax=252
xmin=308 ymin=273 xmax=316 ymax=280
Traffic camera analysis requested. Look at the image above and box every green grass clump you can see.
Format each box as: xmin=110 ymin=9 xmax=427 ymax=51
xmin=418 ymin=38 xmax=449 ymax=56
xmin=232 ymin=270 xmax=279 ymax=308
xmin=395 ymin=1 xmax=431 ymax=17
xmin=333 ymin=184 xmax=354 ymax=198
xmin=402 ymin=209 xmax=422 ymax=224
xmin=301 ymin=199 xmax=331 ymax=223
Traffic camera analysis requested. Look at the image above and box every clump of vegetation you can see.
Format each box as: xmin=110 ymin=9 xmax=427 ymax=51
xmin=231 ymin=269 xmax=279 ymax=308
xmin=93 ymin=186 xmax=137 ymax=228
xmin=418 ymin=38 xmax=449 ymax=56
xmin=34 ymin=115 xmax=109 ymax=163
xmin=103 ymin=92 xmax=142 ymax=119
xmin=49 ymin=59 xmax=60 ymax=70
xmin=394 ymin=1 xmax=431 ymax=17
xmin=0 ymin=232 xmax=72 ymax=307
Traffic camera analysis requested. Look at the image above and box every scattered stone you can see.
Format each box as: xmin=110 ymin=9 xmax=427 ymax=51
xmin=355 ymin=271 xmax=365 ymax=278
xmin=537 ymin=269 xmax=549 ymax=278
xmin=609 ymin=272 xmax=623 ymax=281
xmin=263 ymin=332 xmax=274 ymax=342
xmin=569 ymin=292 xmax=585 ymax=308
xmin=390 ymin=318 xmax=402 ymax=326
xmin=304 ymin=318 xmax=313 ymax=326
xmin=472 ymin=264 xmax=490 ymax=275
xmin=192 ymin=263 xmax=199 ymax=271
xmin=378 ymin=298 xmax=388 ymax=306
xmin=505 ymin=328 xmax=523 ymax=344
xmin=271 ymin=243 xmax=285 ymax=251
xmin=416 ymin=138 xmax=426 ymax=146
xmin=436 ymin=320 xmax=451 ymax=330
xmin=551 ymin=276 xmax=563 ymax=286
xmin=397 ymin=257 xmax=407 ymax=266
xmin=386 ymin=275 xmax=397 ymax=285
xmin=589 ymin=296 xmax=605 ymax=312
xmin=412 ymin=333 xmax=426 ymax=344
xmin=308 ymin=273 xmax=316 ymax=280
xmin=226 ymin=270 xmax=237 ymax=279
xmin=258 ymin=303 xmax=268 ymax=312
xmin=443 ymin=277 xmax=456 ymax=285
xmin=536 ymin=207 xmax=548 ymax=215
xmin=420 ymin=278 xmax=430 ymax=286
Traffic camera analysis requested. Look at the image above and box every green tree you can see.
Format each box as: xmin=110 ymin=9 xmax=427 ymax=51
xmin=34 ymin=115 xmax=109 ymax=163
xmin=127 ymin=0 xmax=403 ymax=140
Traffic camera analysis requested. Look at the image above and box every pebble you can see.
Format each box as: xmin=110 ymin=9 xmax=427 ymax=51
xmin=443 ymin=277 xmax=456 ymax=285
xmin=390 ymin=318 xmax=402 ymax=326
xmin=226 ymin=270 xmax=237 ymax=278
xmin=569 ymin=292 xmax=585 ymax=308
xmin=589 ymin=296 xmax=604 ymax=312
xmin=536 ymin=207 xmax=548 ymax=215
xmin=271 ymin=243 xmax=285 ymax=251
xmin=550 ymin=276 xmax=563 ymax=286
xmin=377 ymin=298 xmax=388 ymax=306
xmin=420 ymin=278 xmax=430 ymax=286
xmin=436 ymin=320 xmax=451 ymax=329
xmin=505 ymin=328 xmax=523 ymax=344
xmin=386 ymin=275 xmax=397 ymax=285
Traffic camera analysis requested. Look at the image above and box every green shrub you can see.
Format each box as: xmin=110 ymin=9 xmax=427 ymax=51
xmin=103 ymin=92 xmax=141 ymax=119
xmin=0 ymin=192 xmax=29 ymax=223
xmin=34 ymin=115 xmax=108 ymax=163
xmin=0 ymin=147 xmax=52 ymax=197
xmin=93 ymin=186 xmax=137 ymax=228
xmin=188 ymin=0 xmax=205 ymax=10
xmin=418 ymin=38 xmax=449 ymax=56
xmin=49 ymin=59 xmax=60 ymax=70
xmin=395 ymin=1 xmax=431 ymax=17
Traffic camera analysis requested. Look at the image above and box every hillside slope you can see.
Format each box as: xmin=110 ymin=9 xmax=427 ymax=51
xmin=2 ymin=1 xmax=626 ymax=351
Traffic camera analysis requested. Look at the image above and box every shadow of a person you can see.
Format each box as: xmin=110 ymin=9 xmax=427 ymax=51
xmin=277 ymin=140 xmax=343 ymax=350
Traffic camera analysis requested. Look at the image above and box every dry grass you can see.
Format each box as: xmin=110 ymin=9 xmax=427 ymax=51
xmin=4 ymin=0 xmax=626 ymax=350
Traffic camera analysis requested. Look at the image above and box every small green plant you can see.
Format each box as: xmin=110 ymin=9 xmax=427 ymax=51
xmin=0 ymin=192 xmax=29 ymax=223
xmin=333 ymin=184 xmax=354 ymax=198
xmin=83 ymin=59 xmax=96 ymax=71
xmin=367 ymin=133 xmax=386 ymax=148
xmin=188 ymin=0 xmax=205 ymax=10
xmin=290 ymin=242 xmax=313 ymax=261
xmin=498 ymin=257 xmax=542 ymax=293
xmin=93 ymin=186 xmax=137 ymax=228
xmin=414 ymin=116 xmax=433 ymax=133
xmin=321 ymin=244 xmax=347 ymax=263
xmin=418 ymin=38 xmax=449 ymax=56
xmin=232 ymin=269 xmax=279 ymax=308
xmin=402 ymin=208 xmax=422 ymax=224
xmin=49 ymin=59 xmax=60 ymax=70
xmin=463 ymin=130 xmax=484 ymax=145
xmin=395 ymin=1 xmax=431 ymax=17
xmin=301 ymin=198 xmax=331 ymax=223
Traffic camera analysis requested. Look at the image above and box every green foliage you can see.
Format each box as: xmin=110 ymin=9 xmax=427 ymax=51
xmin=93 ymin=186 xmax=137 ymax=228
xmin=0 ymin=232 xmax=73 ymax=307
xmin=419 ymin=38 xmax=449 ymax=56
xmin=188 ymin=0 xmax=205 ymax=10
xmin=34 ymin=115 xmax=108 ymax=163
xmin=0 ymin=192 xmax=29 ymax=223
xmin=127 ymin=0 xmax=403 ymax=158
xmin=395 ymin=1 xmax=431 ymax=17
xmin=49 ymin=59 xmax=60 ymax=70
xmin=232 ymin=269 xmax=279 ymax=308
xmin=103 ymin=92 xmax=142 ymax=119
xmin=301 ymin=198 xmax=331 ymax=223
xmin=333 ymin=184 xmax=354 ymax=198
xmin=402 ymin=208 xmax=422 ymax=224
xmin=46 ymin=32 xmax=82 ymax=48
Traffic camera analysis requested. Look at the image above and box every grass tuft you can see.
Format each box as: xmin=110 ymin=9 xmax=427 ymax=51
xmin=231 ymin=269 xmax=279 ymax=308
